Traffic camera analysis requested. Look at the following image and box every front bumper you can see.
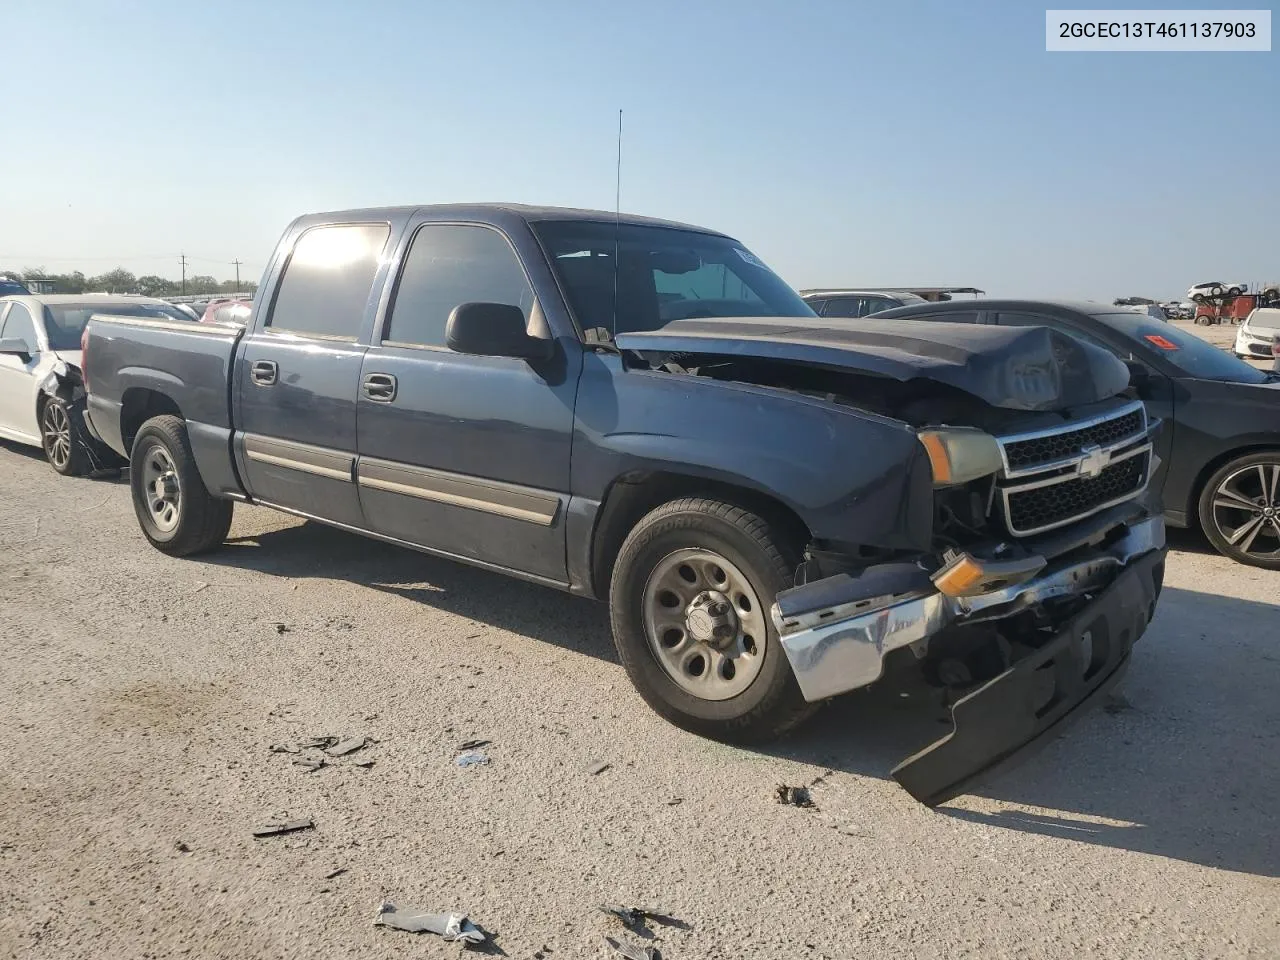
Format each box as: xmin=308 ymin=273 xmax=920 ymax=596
xmin=770 ymin=515 xmax=1166 ymax=805
xmin=894 ymin=547 xmax=1163 ymax=805
xmin=1236 ymin=329 xmax=1278 ymax=358
xmin=772 ymin=515 xmax=1165 ymax=703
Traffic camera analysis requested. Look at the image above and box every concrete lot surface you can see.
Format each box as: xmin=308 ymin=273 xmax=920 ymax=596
xmin=1 ymin=436 xmax=1277 ymax=960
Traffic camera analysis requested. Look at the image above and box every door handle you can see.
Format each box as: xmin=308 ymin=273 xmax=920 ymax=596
xmin=250 ymin=360 xmax=278 ymax=385
xmin=362 ymin=372 xmax=397 ymax=402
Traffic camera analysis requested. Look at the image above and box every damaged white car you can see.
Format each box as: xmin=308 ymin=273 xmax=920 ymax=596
xmin=0 ymin=295 xmax=191 ymax=475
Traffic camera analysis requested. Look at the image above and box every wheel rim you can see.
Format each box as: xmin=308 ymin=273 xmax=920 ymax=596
xmin=41 ymin=403 xmax=72 ymax=470
xmin=641 ymin=548 xmax=768 ymax=701
xmin=1211 ymin=462 xmax=1280 ymax=561
xmin=141 ymin=443 xmax=182 ymax=533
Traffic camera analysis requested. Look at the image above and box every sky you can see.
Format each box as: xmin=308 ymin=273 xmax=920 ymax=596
xmin=2 ymin=0 xmax=1276 ymax=301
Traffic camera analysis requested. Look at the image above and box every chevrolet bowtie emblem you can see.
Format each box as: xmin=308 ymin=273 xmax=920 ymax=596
xmin=1077 ymin=444 xmax=1111 ymax=479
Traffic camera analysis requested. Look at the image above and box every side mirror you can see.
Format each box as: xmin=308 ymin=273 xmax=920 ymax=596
xmin=1124 ymin=359 xmax=1149 ymax=386
xmin=446 ymin=302 xmax=553 ymax=362
xmin=0 ymin=337 xmax=31 ymax=362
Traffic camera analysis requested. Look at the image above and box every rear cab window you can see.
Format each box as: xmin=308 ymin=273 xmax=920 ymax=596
xmin=266 ymin=223 xmax=391 ymax=339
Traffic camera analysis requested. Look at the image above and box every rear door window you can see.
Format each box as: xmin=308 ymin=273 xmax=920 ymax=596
xmin=266 ymin=223 xmax=390 ymax=339
xmin=821 ymin=298 xmax=862 ymax=318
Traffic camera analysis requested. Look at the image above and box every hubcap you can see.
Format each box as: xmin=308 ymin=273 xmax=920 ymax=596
xmin=142 ymin=444 xmax=182 ymax=533
xmin=1211 ymin=462 xmax=1280 ymax=560
xmin=42 ymin=403 xmax=72 ymax=470
xmin=641 ymin=549 xmax=768 ymax=701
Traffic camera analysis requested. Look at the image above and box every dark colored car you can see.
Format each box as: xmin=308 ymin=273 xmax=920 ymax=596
xmin=81 ymin=205 xmax=1165 ymax=805
xmin=872 ymin=299 xmax=1280 ymax=568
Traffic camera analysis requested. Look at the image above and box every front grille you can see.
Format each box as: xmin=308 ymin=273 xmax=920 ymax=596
xmin=1003 ymin=408 xmax=1145 ymax=472
xmin=1004 ymin=451 xmax=1148 ymax=536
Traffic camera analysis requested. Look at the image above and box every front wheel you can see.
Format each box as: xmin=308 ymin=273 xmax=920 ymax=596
xmin=129 ymin=415 xmax=232 ymax=556
xmin=41 ymin=396 xmax=90 ymax=476
xmin=608 ymin=497 xmax=815 ymax=743
xmin=1198 ymin=452 xmax=1280 ymax=569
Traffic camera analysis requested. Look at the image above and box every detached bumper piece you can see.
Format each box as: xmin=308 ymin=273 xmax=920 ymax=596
xmin=893 ymin=548 xmax=1163 ymax=805
xmin=770 ymin=516 xmax=1166 ymax=805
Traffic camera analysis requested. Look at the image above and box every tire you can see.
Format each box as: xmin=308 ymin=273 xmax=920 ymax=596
xmin=608 ymin=497 xmax=816 ymax=743
xmin=129 ymin=414 xmax=233 ymax=556
xmin=1197 ymin=451 xmax=1280 ymax=569
xmin=40 ymin=395 xmax=91 ymax=477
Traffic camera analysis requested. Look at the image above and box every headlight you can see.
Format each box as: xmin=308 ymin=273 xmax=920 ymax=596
xmin=917 ymin=427 xmax=1003 ymax=486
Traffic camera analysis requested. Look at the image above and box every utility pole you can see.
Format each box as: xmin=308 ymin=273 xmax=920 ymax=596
xmin=179 ymin=253 xmax=189 ymax=295
xmin=232 ymin=259 xmax=242 ymax=292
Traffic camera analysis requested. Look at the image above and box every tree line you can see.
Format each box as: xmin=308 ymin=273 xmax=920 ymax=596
xmin=0 ymin=267 xmax=256 ymax=297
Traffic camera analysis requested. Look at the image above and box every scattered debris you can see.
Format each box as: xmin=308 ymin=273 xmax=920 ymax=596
xmin=191 ymin=582 xmax=209 ymax=595
xmin=354 ymin=759 xmax=376 ymax=769
xmin=374 ymin=903 xmax=487 ymax=945
xmin=268 ymin=743 xmax=300 ymax=755
xmin=775 ymin=784 xmax=815 ymax=809
xmin=252 ymin=819 xmax=314 ymax=838
xmin=456 ymin=750 xmax=489 ymax=768
xmin=604 ymin=935 xmax=659 ymax=960
xmin=274 ymin=623 xmax=291 ymax=635
xmin=326 ymin=736 xmax=369 ymax=757
xmin=293 ymin=757 xmax=326 ymax=773
xmin=587 ymin=760 xmax=611 ymax=776
xmin=323 ymin=867 xmax=347 ymax=880
xmin=599 ymin=905 xmax=687 ymax=931
xmin=456 ymin=739 xmax=491 ymax=752
xmin=666 ymin=798 xmax=683 ymax=806
xmin=174 ymin=841 xmax=191 ymax=853
xmin=297 ymin=736 xmax=339 ymax=750
xmin=1104 ymin=693 xmax=1134 ymax=715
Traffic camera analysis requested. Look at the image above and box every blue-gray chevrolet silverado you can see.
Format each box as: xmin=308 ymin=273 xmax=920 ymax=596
xmin=82 ymin=204 xmax=1166 ymax=804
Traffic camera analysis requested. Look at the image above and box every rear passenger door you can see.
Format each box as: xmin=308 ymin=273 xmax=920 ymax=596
xmin=354 ymin=220 xmax=580 ymax=584
xmin=234 ymin=221 xmax=392 ymax=527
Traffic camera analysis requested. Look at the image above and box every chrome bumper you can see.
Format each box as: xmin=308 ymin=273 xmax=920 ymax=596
xmin=771 ymin=515 xmax=1166 ymax=703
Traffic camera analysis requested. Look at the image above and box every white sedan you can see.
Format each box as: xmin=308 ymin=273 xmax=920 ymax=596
xmin=1186 ymin=281 xmax=1249 ymax=302
xmin=0 ymin=294 xmax=192 ymax=474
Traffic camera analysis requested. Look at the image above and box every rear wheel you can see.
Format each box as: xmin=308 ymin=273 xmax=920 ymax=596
xmin=129 ymin=415 xmax=232 ymax=556
xmin=1198 ymin=452 xmax=1280 ymax=569
xmin=608 ymin=497 xmax=815 ymax=743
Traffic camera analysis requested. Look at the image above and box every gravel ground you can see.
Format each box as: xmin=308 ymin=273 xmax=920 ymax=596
xmin=1 ymin=328 xmax=1278 ymax=958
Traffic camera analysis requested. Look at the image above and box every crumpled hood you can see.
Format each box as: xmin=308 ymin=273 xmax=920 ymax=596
xmin=615 ymin=317 xmax=1131 ymax=412
xmin=53 ymin=349 xmax=83 ymax=370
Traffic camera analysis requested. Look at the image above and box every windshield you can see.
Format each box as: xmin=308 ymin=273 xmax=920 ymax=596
xmin=1094 ymin=312 xmax=1270 ymax=383
xmin=42 ymin=301 xmax=191 ymax=350
xmin=533 ymin=221 xmax=814 ymax=335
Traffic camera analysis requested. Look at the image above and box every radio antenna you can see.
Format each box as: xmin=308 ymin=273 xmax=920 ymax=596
xmin=610 ymin=108 xmax=622 ymax=339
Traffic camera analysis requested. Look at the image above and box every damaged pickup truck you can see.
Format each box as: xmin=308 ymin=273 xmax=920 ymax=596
xmin=80 ymin=204 xmax=1166 ymax=804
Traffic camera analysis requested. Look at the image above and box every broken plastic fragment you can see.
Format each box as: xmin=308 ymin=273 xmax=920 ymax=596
xmin=252 ymin=819 xmax=314 ymax=838
xmin=604 ymin=935 xmax=659 ymax=960
xmin=456 ymin=738 xmax=491 ymax=751
xmin=326 ymin=736 xmax=368 ymax=757
xmin=455 ymin=750 xmax=489 ymax=768
xmin=293 ymin=757 xmax=326 ymax=773
xmin=587 ymin=760 xmax=611 ymax=776
xmin=775 ymin=784 xmax=815 ymax=808
xmin=374 ymin=903 xmax=486 ymax=944
xmin=298 ymin=736 xmax=339 ymax=750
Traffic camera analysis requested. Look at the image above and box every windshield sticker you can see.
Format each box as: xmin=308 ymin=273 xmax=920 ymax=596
xmin=1144 ymin=334 xmax=1179 ymax=351
xmin=733 ymin=247 xmax=766 ymax=269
